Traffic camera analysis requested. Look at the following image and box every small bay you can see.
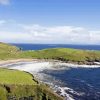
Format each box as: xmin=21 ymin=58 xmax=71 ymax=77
xmin=2 ymin=61 xmax=100 ymax=100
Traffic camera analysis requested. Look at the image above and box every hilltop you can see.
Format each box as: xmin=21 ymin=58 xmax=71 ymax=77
xmin=0 ymin=42 xmax=20 ymax=60
xmin=21 ymin=48 xmax=100 ymax=65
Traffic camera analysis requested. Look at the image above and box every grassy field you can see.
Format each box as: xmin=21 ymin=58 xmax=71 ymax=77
xmin=0 ymin=68 xmax=37 ymax=85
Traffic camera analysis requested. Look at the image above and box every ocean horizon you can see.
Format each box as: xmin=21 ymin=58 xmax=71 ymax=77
xmin=11 ymin=43 xmax=100 ymax=51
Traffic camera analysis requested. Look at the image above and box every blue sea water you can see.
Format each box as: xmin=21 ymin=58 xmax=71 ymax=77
xmin=12 ymin=44 xmax=100 ymax=51
xmin=41 ymin=67 xmax=100 ymax=100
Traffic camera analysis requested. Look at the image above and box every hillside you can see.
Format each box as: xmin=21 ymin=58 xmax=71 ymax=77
xmin=0 ymin=42 xmax=100 ymax=64
xmin=0 ymin=42 xmax=20 ymax=60
xmin=21 ymin=48 xmax=100 ymax=64
xmin=0 ymin=68 xmax=63 ymax=100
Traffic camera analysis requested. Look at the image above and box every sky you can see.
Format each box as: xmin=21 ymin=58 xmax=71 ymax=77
xmin=0 ymin=0 xmax=100 ymax=44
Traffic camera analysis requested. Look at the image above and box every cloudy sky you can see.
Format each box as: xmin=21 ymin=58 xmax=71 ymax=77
xmin=0 ymin=0 xmax=100 ymax=44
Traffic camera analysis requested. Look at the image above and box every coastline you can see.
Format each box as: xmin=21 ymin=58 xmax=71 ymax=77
xmin=0 ymin=59 xmax=64 ymax=100
xmin=0 ymin=59 xmax=59 ymax=65
xmin=0 ymin=59 xmax=100 ymax=100
xmin=0 ymin=58 xmax=100 ymax=67
xmin=0 ymin=59 xmax=36 ymax=65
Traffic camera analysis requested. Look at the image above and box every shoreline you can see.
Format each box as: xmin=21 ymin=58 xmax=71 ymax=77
xmin=0 ymin=59 xmax=100 ymax=100
xmin=0 ymin=59 xmax=100 ymax=67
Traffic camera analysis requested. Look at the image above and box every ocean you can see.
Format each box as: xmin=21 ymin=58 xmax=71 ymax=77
xmin=41 ymin=67 xmax=100 ymax=100
xmin=12 ymin=44 xmax=100 ymax=51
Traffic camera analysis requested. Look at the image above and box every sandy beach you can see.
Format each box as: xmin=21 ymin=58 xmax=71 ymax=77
xmin=0 ymin=59 xmax=49 ymax=66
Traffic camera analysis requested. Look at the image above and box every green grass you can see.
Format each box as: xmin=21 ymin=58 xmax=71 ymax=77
xmin=0 ymin=42 xmax=20 ymax=60
xmin=20 ymin=48 xmax=100 ymax=63
xmin=0 ymin=68 xmax=37 ymax=99
xmin=0 ymin=68 xmax=63 ymax=100
xmin=0 ymin=42 xmax=100 ymax=63
xmin=0 ymin=84 xmax=63 ymax=100
xmin=0 ymin=68 xmax=37 ymax=85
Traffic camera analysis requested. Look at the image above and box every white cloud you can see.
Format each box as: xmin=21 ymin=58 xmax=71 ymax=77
xmin=0 ymin=21 xmax=100 ymax=44
xmin=0 ymin=32 xmax=33 ymax=43
xmin=0 ymin=0 xmax=10 ymax=5
xmin=21 ymin=24 xmax=91 ymax=44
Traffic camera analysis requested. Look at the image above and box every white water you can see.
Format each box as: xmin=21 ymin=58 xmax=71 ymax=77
xmin=49 ymin=62 xmax=100 ymax=68
xmin=3 ymin=61 xmax=100 ymax=72
xmin=8 ymin=62 xmax=52 ymax=72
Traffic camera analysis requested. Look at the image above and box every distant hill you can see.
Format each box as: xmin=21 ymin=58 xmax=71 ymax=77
xmin=0 ymin=42 xmax=100 ymax=64
xmin=0 ymin=42 xmax=19 ymax=52
xmin=21 ymin=48 xmax=100 ymax=64
xmin=0 ymin=42 xmax=20 ymax=60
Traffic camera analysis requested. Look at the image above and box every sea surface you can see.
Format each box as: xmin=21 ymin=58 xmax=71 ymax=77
xmin=12 ymin=44 xmax=100 ymax=51
xmin=3 ymin=61 xmax=100 ymax=100
xmin=41 ymin=67 xmax=100 ymax=100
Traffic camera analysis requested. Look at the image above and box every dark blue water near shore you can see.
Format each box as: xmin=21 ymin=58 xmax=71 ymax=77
xmin=12 ymin=44 xmax=100 ymax=50
xmin=42 ymin=67 xmax=100 ymax=100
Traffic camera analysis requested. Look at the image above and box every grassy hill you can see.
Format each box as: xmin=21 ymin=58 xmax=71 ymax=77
xmin=0 ymin=68 xmax=63 ymax=100
xmin=0 ymin=42 xmax=100 ymax=64
xmin=0 ymin=68 xmax=36 ymax=85
xmin=0 ymin=42 xmax=20 ymax=60
xmin=20 ymin=48 xmax=100 ymax=64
